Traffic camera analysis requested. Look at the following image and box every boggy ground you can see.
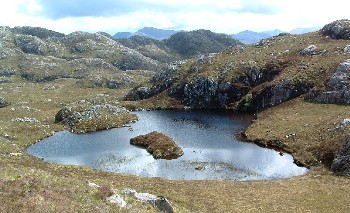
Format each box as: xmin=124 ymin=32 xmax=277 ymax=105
xmin=1 ymin=79 xmax=350 ymax=212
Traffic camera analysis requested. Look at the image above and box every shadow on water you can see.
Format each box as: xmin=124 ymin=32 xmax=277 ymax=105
xmin=26 ymin=110 xmax=308 ymax=180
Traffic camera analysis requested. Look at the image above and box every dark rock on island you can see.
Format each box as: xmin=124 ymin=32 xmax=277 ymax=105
xmin=130 ymin=131 xmax=183 ymax=159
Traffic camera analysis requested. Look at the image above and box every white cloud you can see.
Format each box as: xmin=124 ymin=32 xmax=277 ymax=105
xmin=0 ymin=0 xmax=349 ymax=35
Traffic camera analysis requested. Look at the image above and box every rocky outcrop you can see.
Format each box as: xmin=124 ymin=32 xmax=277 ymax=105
xmin=11 ymin=26 xmax=65 ymax=39
xmin=300 ymin=45 xmax=317 ymax=55
xmin=169 ymin=76 xmax=246 ymax=108
xmin=0 ymin=97 xmax=10 ymax=108
xmin=14 ymin=34 xmax=48 ymax=55
xmin=125 ymin=67 xmax=178 ymax=101
xmin=331 ymin=139 xmax=350 ymax=175
xmin=130 ymin=131 xmax=183 ymax=159
xmin=307 ymin=59 xmax=350 ymax=104
xmin=55 ymin=102 xmax=137 ymax=133
xmin=321 ymin=19 xmax=350 ymax=39
xmin=327 ymin=59 xmax=350 ymax=90
xmin=241 ymin=80 xmax=311 ymax=112
xmin=0 ymin=67 xmax=16 ymax=76
xmin=307 ymin=90 xmax=350 ymax=104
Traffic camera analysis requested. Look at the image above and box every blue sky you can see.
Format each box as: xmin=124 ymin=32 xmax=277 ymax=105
xmin=1 ymin=0 xmax=349 ymax=35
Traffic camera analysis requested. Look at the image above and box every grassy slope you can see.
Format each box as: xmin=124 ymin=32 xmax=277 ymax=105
xmin=1 ymin=32 xmax=350 ymax=212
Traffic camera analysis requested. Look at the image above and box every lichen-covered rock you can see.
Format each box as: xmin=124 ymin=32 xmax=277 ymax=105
xmin=123 ymin=188 xmax=174 ymax=213
xmin=55 ymin=102 xmax=137 ymax=133
xmin=327 ymin=59 xmax=350 ymax=90
xmin=331 ymin=139 xmax=350 ymax=175
xmin=306 ymin=59 xmax=350 ymax=104
xmin=321 ymin=19 xmax=350 ymax=39
xmin=14 ymin=34 xmax=48 ymax=54
xmin=0 ymin=67 xmax=16 ymax=76
xmin=130 ymin=131 xmax=183 ymax=159
xmin=0 ymin=97 xmax=10 ymax=108
xmin=300 ymin=45 xmax=318 ymax=55
xmin=344 ymin=45 xmax=350 ymax=54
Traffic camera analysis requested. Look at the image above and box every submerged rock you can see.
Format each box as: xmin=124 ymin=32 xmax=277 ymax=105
xmin=130 ymin=131 xmax=183 ymax=159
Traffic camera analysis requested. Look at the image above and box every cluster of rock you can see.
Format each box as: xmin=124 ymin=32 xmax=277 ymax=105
xmin=55 ymin=100 xmax=137 ymax=133
xmin=300 ymin=45 xmax=326 ymax=56
xmin=88 ymin=181 xmax=174 ymax=213
xmin=12 ymin=117 xmax=40 ymax=124
xmin=321 ymin=19 xmax=350 ymax=39
xmin=130 ymin=131 xmax=183 ymax=159
xmin=306 ymin=59 xmax=350 ymax=104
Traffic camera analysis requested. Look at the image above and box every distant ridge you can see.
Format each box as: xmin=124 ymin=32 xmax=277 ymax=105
xmin=116 ymin=29 xmax=242 ymax=60
xmin=113 ymin=27 xmax=178 ymax=40
xmin=232 ymin=27 xmax=321 ymax=44
xmin=114 ymin=26 xmax=320 ymax=44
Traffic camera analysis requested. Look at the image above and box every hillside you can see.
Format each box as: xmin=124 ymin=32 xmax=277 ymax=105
xmin=116 ymin=35 xmax=181 ymax=63
xmin=165 ymin=29 xmax=242 ymax=57
xmin=117 ymin=29 xmax=242 ymax=62
xmin=1 ymin=20 xmax=350 ymax=212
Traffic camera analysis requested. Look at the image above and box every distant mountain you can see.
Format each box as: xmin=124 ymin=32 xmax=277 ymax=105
xmin=290 ymin=26 xmax=321 ymax=34
xmin=232 ymin=29 xmax=283 ymax=44
xmin=113 ymin=32 xmax=133 ymax=39
xmin=232 ymin=27 xmax=320 ymax=44
xmin=165 ymin=29 xmax=242 ymax=57
xmin=137 ymin=27 xmax=178 ymax=40
xmin=232 ymin=30 xmax=271 ymax=44
xmin=113 ymin=27 xmax=178 ymax=40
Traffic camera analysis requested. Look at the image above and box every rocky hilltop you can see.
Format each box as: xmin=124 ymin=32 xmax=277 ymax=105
xmin=0 ymin=26 xmax=241 ymax=87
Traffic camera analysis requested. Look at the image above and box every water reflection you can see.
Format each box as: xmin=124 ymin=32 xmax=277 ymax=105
xmin=26 ymin=110 xmax=308 ymax=180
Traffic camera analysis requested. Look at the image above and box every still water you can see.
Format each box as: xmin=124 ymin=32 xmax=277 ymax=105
xmin=26 ymin=110 xmax=308 ymax=180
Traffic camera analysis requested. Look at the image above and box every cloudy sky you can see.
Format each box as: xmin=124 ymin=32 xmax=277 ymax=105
xmin=1 ymin=0 xmax=349 ymax=35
